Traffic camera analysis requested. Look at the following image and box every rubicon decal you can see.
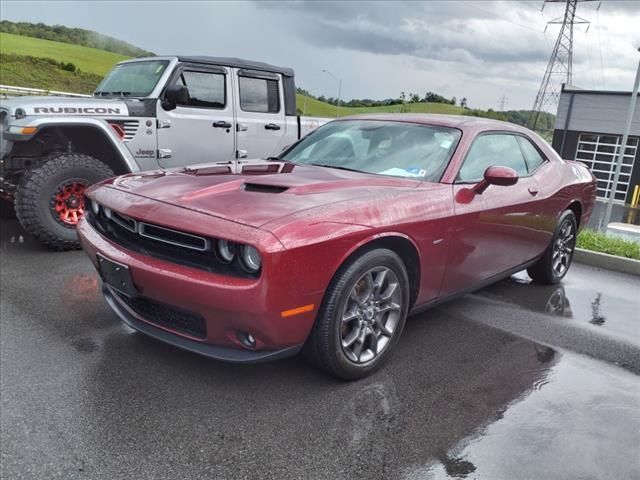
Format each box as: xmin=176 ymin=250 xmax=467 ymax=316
xmin=33 ymin=107 xmax=122 ymax=114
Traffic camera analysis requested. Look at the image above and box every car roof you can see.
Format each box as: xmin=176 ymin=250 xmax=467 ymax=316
xmin=340 ymin=113 xmax=530 ymax=133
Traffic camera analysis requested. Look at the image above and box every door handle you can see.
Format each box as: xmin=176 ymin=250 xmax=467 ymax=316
xmin=158 ymin=149 xmax=172 ymax=159
xmin=213 ymin=121 xmax=232 ymax=129
xmin=265 ymin=123 xmax=281 ymax=131
xmin=528 ymin=186 xmax=539 ymax=196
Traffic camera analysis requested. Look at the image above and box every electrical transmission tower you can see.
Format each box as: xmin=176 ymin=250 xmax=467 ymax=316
xmin=498 ymin=94 xmax=507 ymax=111
xmin=529 ymin=0 xmax=595 ymax=130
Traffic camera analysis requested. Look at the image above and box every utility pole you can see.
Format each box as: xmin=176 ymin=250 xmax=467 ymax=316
xmin=529 ymin=0 xmax=595 ymax=130
xmin=322 ymin=69 xmax=342 ymax=117
xmin=602 ymin=48 xmax=640 ymax=229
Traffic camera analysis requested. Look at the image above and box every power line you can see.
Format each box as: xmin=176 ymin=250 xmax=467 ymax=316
xmin=460 ymin=1 xmax=546 ymax=34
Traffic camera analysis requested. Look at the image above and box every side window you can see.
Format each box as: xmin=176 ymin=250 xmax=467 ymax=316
xmin=177 ymin=70 xmax=225 ymax=109
xmin=517 ymin=136 xmax=546 ymax=172
xmin=239 ymin=76 xmax=280 ymax=113
xmin=457 ymin=134 xmax=528 ymax=182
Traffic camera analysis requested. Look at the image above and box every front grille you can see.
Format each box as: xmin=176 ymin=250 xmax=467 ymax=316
xmin=85 ymin=204 xmax=256 ymax=278
xmin=115 ymin=290 xmax=207 ymax=339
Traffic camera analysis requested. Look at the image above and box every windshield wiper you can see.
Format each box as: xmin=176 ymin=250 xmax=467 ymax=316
xmin=309 ymin=163 xmax=363 ymax=173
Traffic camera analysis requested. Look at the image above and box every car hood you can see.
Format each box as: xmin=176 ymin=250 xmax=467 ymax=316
xmin=105 ymin=161 xmax=424 ymax=228
xmin=0 ymin=96 xmax=129 ymax=117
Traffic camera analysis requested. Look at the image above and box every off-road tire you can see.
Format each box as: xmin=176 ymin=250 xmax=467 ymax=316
xmin=14 ymin=153 xmax=114 ymax=251
xmin=527 ymin=210 xmax=577 ymax=285
xmin=305 ymin=248 xmax=410 ymax=380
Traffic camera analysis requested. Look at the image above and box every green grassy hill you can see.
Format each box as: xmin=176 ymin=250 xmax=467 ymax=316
xmin=0 ymin=32 xmax=128 ymax=76
xmin=0 ymin=53 xmax=103 ymax=93
xmin=0 ymin=20 xmax=154 ymax=57
xmin=296 ymin=93 xmax=465 ymax=117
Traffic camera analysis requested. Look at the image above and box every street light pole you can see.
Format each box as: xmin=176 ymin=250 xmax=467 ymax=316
xmin=322 ymin=69 xmax=342 ymax=117
xmin=602 ymin=47 xmax=640 ymax=230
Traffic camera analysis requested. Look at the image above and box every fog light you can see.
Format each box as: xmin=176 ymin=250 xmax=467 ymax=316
xmin=237 ymin=331 xmax=256 ymax=349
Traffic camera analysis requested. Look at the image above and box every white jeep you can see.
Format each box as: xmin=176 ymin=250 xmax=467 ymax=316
xmin=0 ymin=56 xmax=327 ymax=249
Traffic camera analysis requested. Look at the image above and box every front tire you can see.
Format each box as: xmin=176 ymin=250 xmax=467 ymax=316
xmin=528 ymin=210 xmax=577 ymax=285
xmin=14 ymin=153 xmax=114 ymax=251
xmin=305 ymin=248 xmax=410 ymax=380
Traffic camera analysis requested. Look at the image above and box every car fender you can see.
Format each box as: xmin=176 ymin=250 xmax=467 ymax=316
xmin=335 ymin=230 xmax=422 ymax=271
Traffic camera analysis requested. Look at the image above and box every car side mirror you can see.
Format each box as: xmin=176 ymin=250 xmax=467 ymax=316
xmin=456 ymin=166 xmax=519 ymax=204
xmin=163 ymin=85 xmax=189 ymax=110
xmin=473 ymin=166 xmax=518 ymax=194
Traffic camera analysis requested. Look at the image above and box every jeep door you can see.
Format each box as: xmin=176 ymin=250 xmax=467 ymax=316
xmin=234 ymin=69 xmax=287 ymax=159
xmin=156 ymin=64 xmax=235 ymax=167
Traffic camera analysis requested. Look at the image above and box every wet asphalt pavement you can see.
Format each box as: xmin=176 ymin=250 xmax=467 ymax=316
xmin=1 ymin=218 xmax=639 ymax=480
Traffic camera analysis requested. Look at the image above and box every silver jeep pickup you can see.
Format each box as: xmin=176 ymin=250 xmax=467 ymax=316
xmin=0 ymin=56 xmax=328 ymax=249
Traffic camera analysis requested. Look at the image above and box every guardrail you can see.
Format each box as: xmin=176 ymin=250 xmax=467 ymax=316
xmin=0 ymin=84 xmax=91 ymax=98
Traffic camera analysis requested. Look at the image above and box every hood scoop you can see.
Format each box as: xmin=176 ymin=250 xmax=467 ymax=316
xmin=243 ymin=183 xmax=289 ymax=194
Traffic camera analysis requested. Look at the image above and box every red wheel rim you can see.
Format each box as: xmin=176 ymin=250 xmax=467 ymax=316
xmin=52 ymin=181 xmax=88 ymax=226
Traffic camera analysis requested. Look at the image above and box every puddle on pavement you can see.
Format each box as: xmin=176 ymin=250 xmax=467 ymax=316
xmin=476 ymin=267 xmax=640 ymax=343
xmin=403 ymin=351 xmax=640 ymax=480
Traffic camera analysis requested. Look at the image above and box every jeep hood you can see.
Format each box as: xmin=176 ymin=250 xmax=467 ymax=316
xmin=1 ymin=96 xmax=129 ymax=117
xmin=104 ymin=161 xmax=425 ymax=228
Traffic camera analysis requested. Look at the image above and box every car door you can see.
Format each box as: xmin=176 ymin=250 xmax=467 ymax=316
xmin=441 ymin=132 xmax=545 ymax=294
xmin=234 ymin=69 xmax=287 ymax=159
xmin=156 ymin=64 xmax=236 ymax=168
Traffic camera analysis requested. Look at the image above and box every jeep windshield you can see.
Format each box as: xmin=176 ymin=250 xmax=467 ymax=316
xmin=94 ymin=60 xmax=169 ymax=97
xmin=280 ymin=120 xmax=461 ymax=182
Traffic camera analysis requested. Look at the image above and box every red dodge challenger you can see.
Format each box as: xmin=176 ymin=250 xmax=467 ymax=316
xmin=78 ymin=114 xmax=596 ymax=379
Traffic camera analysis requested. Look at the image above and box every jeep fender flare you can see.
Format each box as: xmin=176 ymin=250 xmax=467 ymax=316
xmin=7 ymin=116 xmax=140 ymax=173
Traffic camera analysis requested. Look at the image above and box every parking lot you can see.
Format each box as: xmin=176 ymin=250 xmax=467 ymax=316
xmin=1 ymin=217 xmax=639 ymax=480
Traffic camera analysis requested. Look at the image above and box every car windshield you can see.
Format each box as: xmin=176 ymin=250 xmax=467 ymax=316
xmin=94 ymin=60 xmax=169 ymax=97
xmin=280 ymin=120 xmax=461 ymax=182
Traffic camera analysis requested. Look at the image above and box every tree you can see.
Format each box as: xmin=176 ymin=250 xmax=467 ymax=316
xmin=410 ymin=93 xmax=421 ymax=103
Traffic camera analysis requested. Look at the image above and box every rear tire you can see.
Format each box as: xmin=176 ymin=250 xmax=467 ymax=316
xmin=528 ymin=210 xmax=577 ymax=285
xmin=305 ymin=248 xmax=410 ymax=380
xmin=14 ymin=153 xmax=114 ymax=251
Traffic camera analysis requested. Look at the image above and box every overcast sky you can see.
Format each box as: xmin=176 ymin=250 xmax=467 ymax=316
xmin=2 ymin=0 xmax=639 ymax=110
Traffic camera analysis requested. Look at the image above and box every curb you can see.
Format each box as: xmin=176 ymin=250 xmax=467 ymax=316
xmin=574 ymin=248 xmax=640 ymax=276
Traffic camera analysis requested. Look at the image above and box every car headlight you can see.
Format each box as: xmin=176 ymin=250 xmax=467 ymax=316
xmin=217 ymin=239 xmax=237 ymax=263
xmin=103 ymin=206 xmax=112 ymax=219
xmin=240 ymin=245 xmax=261 ymax=272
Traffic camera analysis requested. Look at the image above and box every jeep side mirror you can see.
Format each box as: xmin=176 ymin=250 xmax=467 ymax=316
xmin=163 ymin=85 xmax=189 ymax=110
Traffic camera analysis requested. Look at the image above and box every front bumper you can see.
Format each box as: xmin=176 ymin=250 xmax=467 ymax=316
xmin=103 ymin=285 xmax=302 ymax=363
xmin=77 ymin=218 xmax=319 ymax=363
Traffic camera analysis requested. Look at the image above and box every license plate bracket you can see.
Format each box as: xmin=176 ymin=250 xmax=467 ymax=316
xmin=97 ymin=253 xmax=138 ymax=297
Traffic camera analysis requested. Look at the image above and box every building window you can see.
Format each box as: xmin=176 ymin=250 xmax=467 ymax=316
xmin=575 ymin=133 xmax=638 ymax=201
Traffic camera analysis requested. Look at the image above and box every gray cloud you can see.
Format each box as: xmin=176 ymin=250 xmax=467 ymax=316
xmin=1 ymin=0 xmax=638 ymax=110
